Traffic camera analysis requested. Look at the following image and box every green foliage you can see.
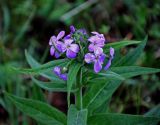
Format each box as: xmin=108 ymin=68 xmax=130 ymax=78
xmin=104 ymin=40 xmax=141 ymax=53
xmin=5 ymin=92 xmax=67 ymax=125
xmin=67 ymin=63 xmax=82 ymax=106
xmin=88 ymin=113 xmax=160 ymax=125
xmin=32 ymin=77 xmax=76 ymax=92
xmin=1 ymin=0 xmax=160 ymax=124
xmin=67 ymin=105 xmax=88 ymax=125
xmin=113 ymin=37 xmax=147 ymax=66
xmin=13 ymin=58 xmax=68 ymax=75
xmin=6 ymin=38 xmax=160 ymax=125
xmin=25 ymin=50 xmax=64 ymax=81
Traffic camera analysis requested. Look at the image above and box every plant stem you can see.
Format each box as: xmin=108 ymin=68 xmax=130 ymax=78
xmin=75 ymin=69 xmax=83 ymax=110
xmin=75 ymin=86 xmax=82 ymax=110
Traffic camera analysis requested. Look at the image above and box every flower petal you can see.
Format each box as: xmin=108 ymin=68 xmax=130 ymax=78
xmin=98 ymin=54 xmax=106 ymax=64
xmin=85 ymin=53 xmax=95 ymax=63
xmin=95 ymin=40 xmax=105 ymax=47
xmin=110 ymin=47 xmax=114 ymax=58
xmin=69 ymin=44 xmax=79 ymax=53
xmin=57 ymin=31 xmax=65 ymax=40
xmin=56 ymin=42 xmax=63 ymax=52
xmin=64 ymin=34 xmax=71 ymax=40
xmin=94 ymin=60 xmax=102 ymax=73
xmin=49 ymin=36 xmax=57 ymax=45
xmin=88 ymin=44 xmax=95 ymax=52
xmin=53 ymin=66 xmax=61 ymax=75
xmin=55 ymin=51 xmax=61 ymax=58
xmin=64 ymin=39 xmax=74 ymax=45
xmin=50 ymin=46 xmax=55 ymax=56
xmin=91 ymin=31 xmax=99 ymax=35
xmin=94 ymin=47 xmax=103 ymax=56
xmin=88 ymin=36 xmax=96 ymax=43
xmin=66 ymin=49 xmax=77 ymax=58
xmin=60 ymin=73 xmax=67 ymax=81
xmin=104 ymin=58 xmax=112 ymax=70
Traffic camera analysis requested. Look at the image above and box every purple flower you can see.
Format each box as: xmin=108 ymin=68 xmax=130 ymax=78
xmin=49 ymin=31 xmax=65 ymax=58
xmin=104 ymin=47 xmax=115 ymax=70
xmin=70 ymin=25 xmax=76 ymax=33
xmin=85 ymin=47 xmax=106 ymax=73
xmin=61 ymin=38 xmax=80 ymax=59
xmin=53 ymin=66 xmax=67 ymax=81
xmin=88 ymin=32 xmax=105 ymax=52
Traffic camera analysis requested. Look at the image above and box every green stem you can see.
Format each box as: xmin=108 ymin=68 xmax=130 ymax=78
xmin=75 ymin=69 xmax=83 ymax=109
xmin=75 ymin=85 xmax=82 ymax=110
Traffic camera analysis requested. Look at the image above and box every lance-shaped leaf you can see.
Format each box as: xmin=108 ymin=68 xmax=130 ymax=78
xmin=67 ymin=105 xmax=87 ymax=125
xmin=5 ymin=92 xmax=67 ymax=125
xmin=85 ymin=69 xmax=124 ymax=85
xmin=113 ymin=36 xmax=147 ymax=66
xmin=83 ymin=80 xmax=121 ymax=115
xmin=67 ymin=63 xmax=81 ymax=106
xmin=88 ymin=113 xmax=160 ymax=125
xmin=104 ymin=40 xmax=141 ymax=53
xmin=25 ymin=50 xmax=63 ymax=81
xmin=83 ymin=66 xmax=160 ymax=115
xmin=13 ymin=53 xmax=68 ymax=75
xmin=32 ymin=77 xmax=77 ymax=92
xmin=110 ymin=66 xmax=160 ymax=78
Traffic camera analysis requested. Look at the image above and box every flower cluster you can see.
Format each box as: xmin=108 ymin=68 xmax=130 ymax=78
xmin=49 ymin=26 xmax=114 ymax=80
xmin=85 ymin=32 xmax=114 ymax=73
xmin=49 ymin=30 xmax=79 ymax=59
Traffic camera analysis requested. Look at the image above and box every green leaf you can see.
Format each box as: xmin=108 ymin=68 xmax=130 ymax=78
xmin=31 ymin=84 xmax=46 ymax=101
xmin=5 ymin=92 xmax=67 ymax=125
xmin=85 ymin=70 xmax=124 ymax=85
xmin=145 ymin=105 xmax=160 ymax=125
xmin=113 ymin=36 xmax=147 ymax=66
xmin=83 ymin=80 xmax=121 ymax=115
xmin=67 ymin=63 xmax=81 ymax=106
xmin=104 ymin=40 xmax=141 ymax=53
xmin=98 ymin=71 xmax=125 ymax=80
xmin=88 ymin=113 xmax=160 ymax=125
xmin=67 ymin=105 xmax=87 ymax=125
xmin=25 ymin=50 xmax=64 ymax=82
xmin=13 ymin=54 xmax=68 ymax=75
xmin=84 ymin=66 xmax=160 ymax=115
xmin=32 ymin=77 xmax=77 ymax=92
xmin=110 ymin=66 xmax=160 ymax=78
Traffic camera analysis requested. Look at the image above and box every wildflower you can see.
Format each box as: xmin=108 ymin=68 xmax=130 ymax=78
xmin=88 ymin=32 xmax=105 ymax=52
xmin=85 ymin=47 xmax=106 ymax=73
xmin=61 ymin=38 xmax=80 ymax=58
xmin=104 ymin=47 xmax=115 ymax=70
xmin=53 ymin=66 xmax=67 ymax=81
xmin=49 ymin=31 xmax=65 ymax=58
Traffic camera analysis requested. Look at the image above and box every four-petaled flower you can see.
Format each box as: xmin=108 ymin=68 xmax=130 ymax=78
xmin=49 ymin=31 xmax=65 ymax=58
xmin=61 ymin=38 xmax=80 ymax=58
xmin=85 ymin=47 xmax=106 ymax=73
xmin=88 ymin=31 xmax=105 ymax=52
xmin=53 ymin=66 xmax=67 ymax=81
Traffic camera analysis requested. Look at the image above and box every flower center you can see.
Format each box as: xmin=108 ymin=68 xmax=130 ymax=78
xmin=67 ymin=45 xmax=70 ymax=48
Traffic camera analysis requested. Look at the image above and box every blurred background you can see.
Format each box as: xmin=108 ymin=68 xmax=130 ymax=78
xmin=0 ymin=0 xmax=160 ymax=124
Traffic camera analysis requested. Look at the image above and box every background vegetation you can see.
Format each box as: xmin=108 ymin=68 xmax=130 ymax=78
xmin=0 ymin=0 xmax=160 ymax=124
